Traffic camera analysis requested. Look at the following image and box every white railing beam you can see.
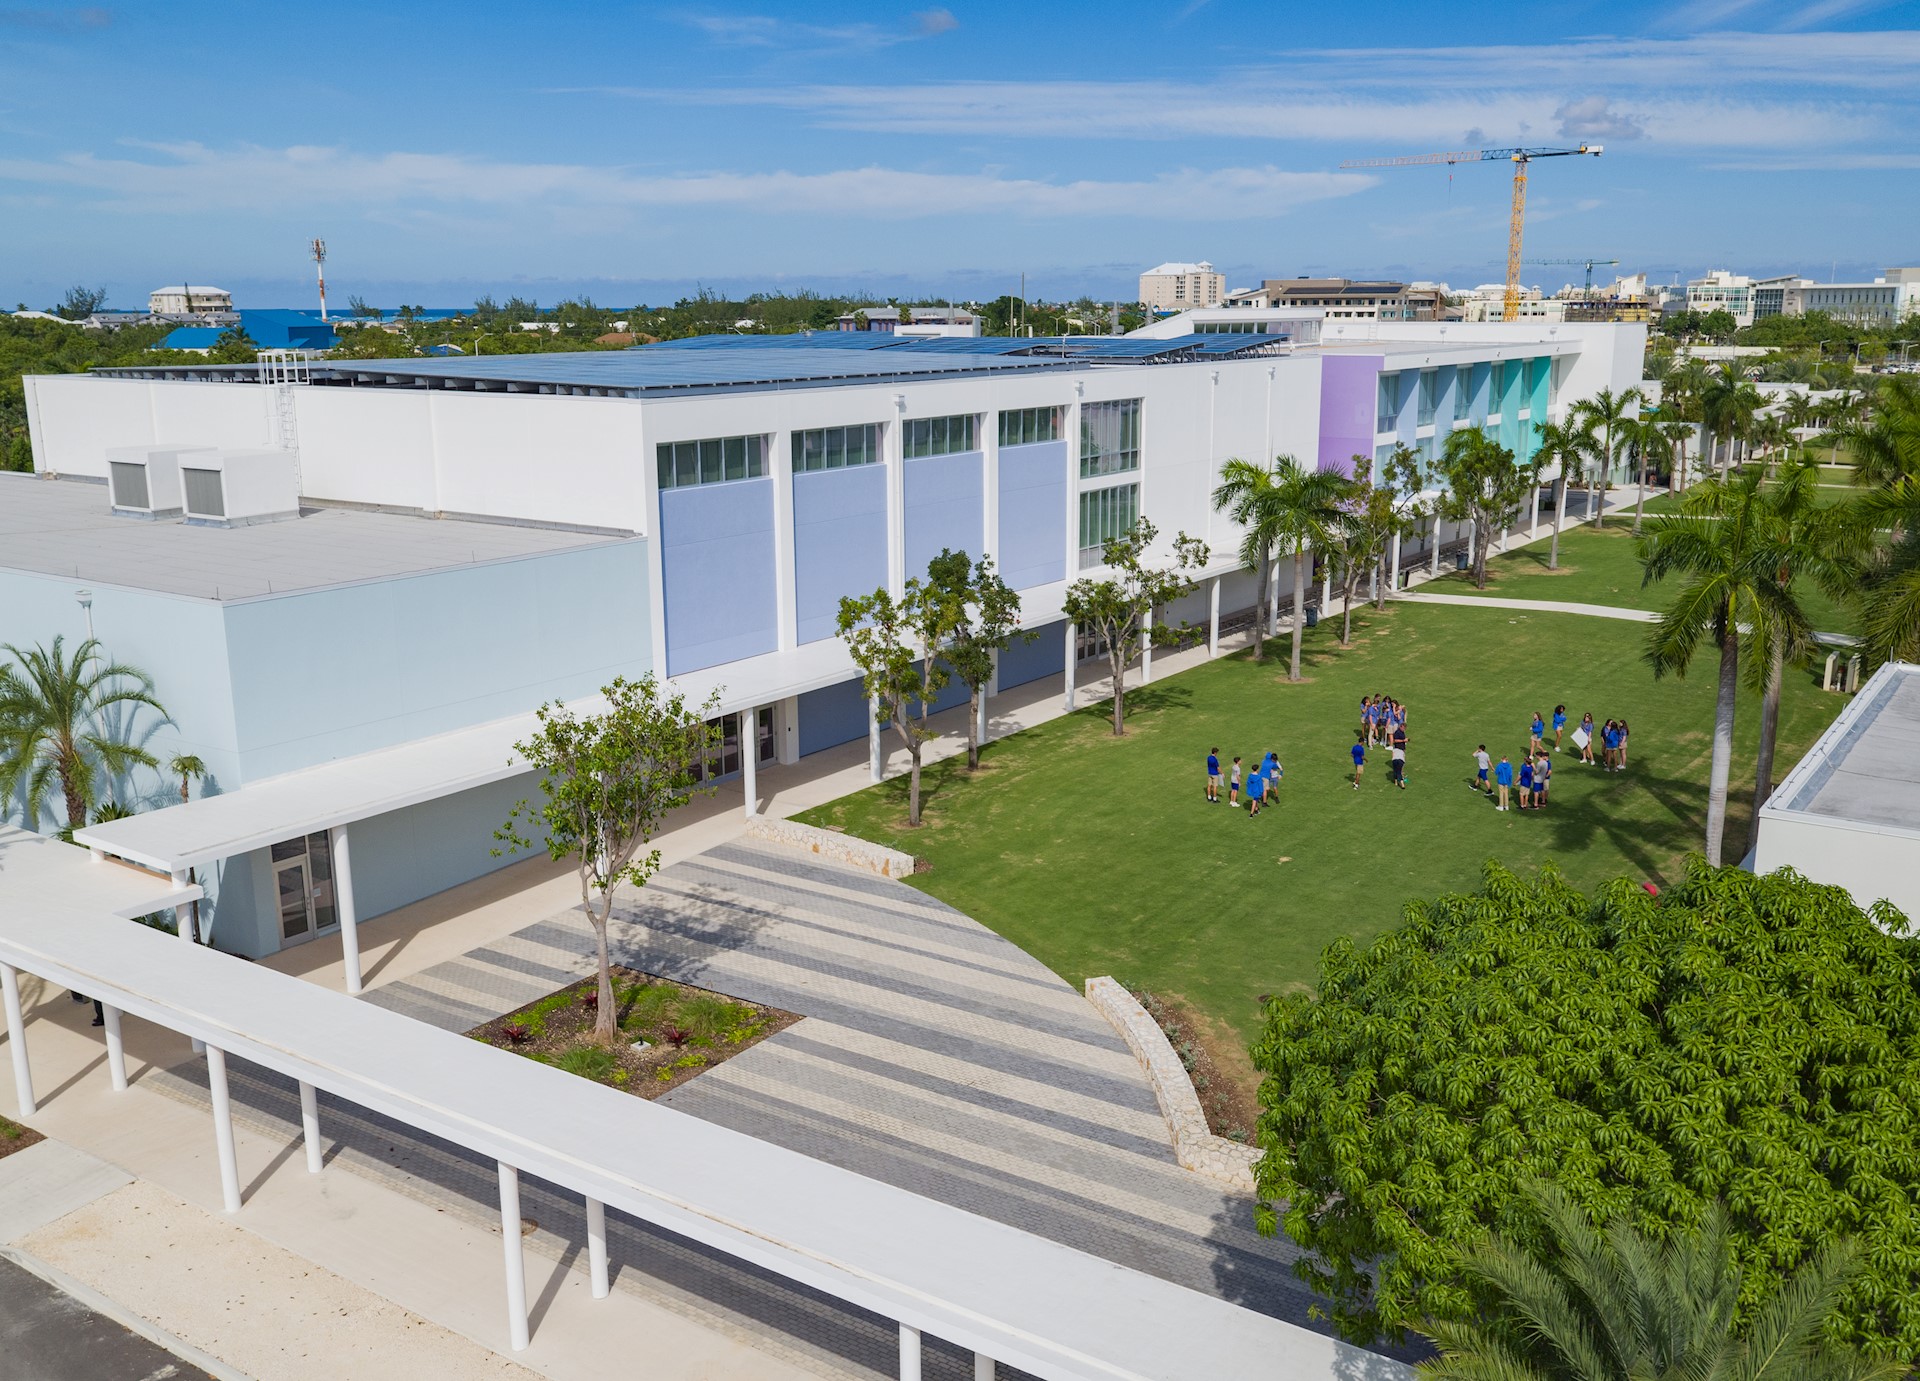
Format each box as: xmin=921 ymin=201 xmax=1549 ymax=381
xmin=499 ymin=1161 xmax=530 ymax=1351
xmin=102 ymin=1003 xmax=127 ymax=1091
xmin=205 ymin=1045 xmax=243 ymax=1213
xmin=0 ymin=962 xmax=34 ymax=1117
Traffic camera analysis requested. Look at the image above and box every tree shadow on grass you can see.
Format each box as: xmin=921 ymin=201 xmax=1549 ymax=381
xmin=1537 ymin=762 xmax=1709 ymax=884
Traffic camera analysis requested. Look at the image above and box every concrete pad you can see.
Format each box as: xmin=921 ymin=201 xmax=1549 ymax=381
xmin=0 ymin=1138 xmax=131 ymax=1243
xmin=22 ymin=1179 xmax=541 ymax=1381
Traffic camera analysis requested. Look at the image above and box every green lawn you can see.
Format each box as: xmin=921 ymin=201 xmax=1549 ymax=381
xmin=1430 ymin=519 xmax=1858 ymax=634
xmin=798 ymin=602 xmax=1847 ymax=1050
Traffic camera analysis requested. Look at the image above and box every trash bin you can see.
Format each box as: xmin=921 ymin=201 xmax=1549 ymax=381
xmin=1305 ymin=607 xmax=1319 ymax=629
xmin=1455 ymin=552 xmax=1470 ymax=571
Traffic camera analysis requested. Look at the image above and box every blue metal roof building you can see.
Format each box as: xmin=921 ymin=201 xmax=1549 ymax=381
xmin=157 ymin=310 xmax=338 ymax=353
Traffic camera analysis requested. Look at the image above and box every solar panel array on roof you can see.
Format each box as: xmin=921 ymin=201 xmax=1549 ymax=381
xmin=326 ymin=345 xmax=1075 ymax=394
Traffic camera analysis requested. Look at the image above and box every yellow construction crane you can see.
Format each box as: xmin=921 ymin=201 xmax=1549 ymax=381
xmin=1341 ymin=145 xmax=1604 ymax=322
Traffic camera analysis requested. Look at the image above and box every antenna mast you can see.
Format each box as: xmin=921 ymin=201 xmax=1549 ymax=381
xmin=310 ymin=238 xmax=328 ymax=321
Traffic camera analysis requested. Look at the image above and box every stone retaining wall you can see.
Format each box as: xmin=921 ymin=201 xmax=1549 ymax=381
xmin=1084 ymin=976 xmax=1260 ymax=1194
xmin=747 ymin=815 xmax=918 ymax=880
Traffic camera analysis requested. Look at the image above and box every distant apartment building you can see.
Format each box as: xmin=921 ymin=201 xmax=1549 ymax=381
xmin=833 ymin=306 xmax=980 ymax=339
xmin=1686 ymin=270 xmax=1757 ymax=327
xmin=1138 ymin=262 xmax=1225 ymax=311
xmin=1786 ymin=268 xmax=1920 ymax=325
xmin=1751 ymin=275 xmax=1804 ymax=321
xmin=1461 ymin=285 xmax=1564 ymax=323
xmin=1253 ymin=278 xmax=1412 ymax=321
xmin=148 ymin=284 xmax=235 ymax=318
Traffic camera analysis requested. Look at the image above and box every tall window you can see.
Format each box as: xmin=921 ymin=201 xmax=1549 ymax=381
xmin=1489 ymin=362 xmax=1508 ymax=414
xmin=998 ymin=406 xmax=1063 ymax=447
xmin=1377 ymin=373 xmax=1401 ymax=433
xmin=1080 ymin=399 xmax=1141 ymax=477
xmin=904 ymin=414 xmax=978 ymax=459
xmin=1455 ymin=365 xmax=1472 ymax=422
xmin=657 ymin=435 xmax=767 ymax=491
xmin=792 ymin=424 xmax=880 ymax=472
xmin=1417 ymin=370 xmax=1437 ymax=426
xmin=1078 ymin=483 xmax=1139 ymax=568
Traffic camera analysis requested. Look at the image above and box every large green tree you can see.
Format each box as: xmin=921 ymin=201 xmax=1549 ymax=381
xmin=1252 ymin=859 xmax=1920 ymax=1362
xmin=0 ymin=636 xmax=169 ymax=832
xmin=1062 ymin=518 xmax=1207 ymax=736
xmin=1420 ymin=1181 xmax=1901 ymax=1381
xmin=496 ymin=676 xmax=721 ymax=1044
xmin=1435 ymin=429 xmax=1534 ymax=589
xmin=837 ymin=573 xmax=961 ymax=824
xmin=1210 ymin=455 xmax=1347 ymax=679
xmin=924 ymin=549 xmax=1026 ymax=771
xmin=1569 ymin=385 xmax=1647 ymax=529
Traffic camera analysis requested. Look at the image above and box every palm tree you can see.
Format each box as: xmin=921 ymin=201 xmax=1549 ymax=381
xmin=1418 ymin=1180 xmax=1898 ymax=1381
xmin=169 ymin=752 xmax=207 ymax=943
xmin=1659 ymin=420 xmax=1694 ymax=496
xmin=1214 ymin=455 xmax=1347 ymax=681
xmin=1211 ymin=459 xmax=1282 ymax=662
xmin=1530 ymin=419 xmax=1599 ymax=569
xmin=1836 ymin=374 xmax=1920 ymax=488
xmin=0 ymin=637 xmax=169 ymax=833
xmin=1570 ymin=386 xmax=1647 ymax=529
xmin=1853 ymin=476 xmax=1920 ymax=668
xmin=1639 ymin=471 xmax=1805 ymax=865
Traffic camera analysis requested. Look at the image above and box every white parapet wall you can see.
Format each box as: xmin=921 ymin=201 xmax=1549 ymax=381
xmin=1084 ymin=976 xmax=1261 ymax=1193
xmin=746 ymin=815 xmax=918 ymax=879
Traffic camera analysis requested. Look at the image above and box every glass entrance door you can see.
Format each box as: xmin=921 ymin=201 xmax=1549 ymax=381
xmin=276 ymin=856 xmax=313 ymax=943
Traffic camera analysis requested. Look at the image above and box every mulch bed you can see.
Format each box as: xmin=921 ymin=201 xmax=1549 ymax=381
xmin=467 ymin=965 xmax=799 ymax=1099
xmin=1134 ymin=990 xmax=1262 ymax=1145
xmin=0 ymin=1115 xmax=44 ymax=1162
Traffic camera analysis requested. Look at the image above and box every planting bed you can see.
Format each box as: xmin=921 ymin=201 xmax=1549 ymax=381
xmin=467 ymin=965 xmax=799 ymax=1098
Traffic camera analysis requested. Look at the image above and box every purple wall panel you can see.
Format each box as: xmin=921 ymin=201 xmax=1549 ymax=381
xmin=1317 ymin=354 xmax=1383 ymax=476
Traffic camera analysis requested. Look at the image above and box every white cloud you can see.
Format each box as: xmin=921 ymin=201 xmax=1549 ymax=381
xmin=676 ymin=8 xmax=957 ymax=51
xmin=914 ymin=8 xmax=958 ymax=36
xmin=1553 ymin=96 xmax=1646 ymax=143
xmin=0 ymin=141 xmax=1375 ymax=220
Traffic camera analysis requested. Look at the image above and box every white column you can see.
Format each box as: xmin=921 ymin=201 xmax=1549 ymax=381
xmin=103 ymin=1004 xmax=127 ymax=1091
xmin=586 ymin=1196 xmax=610 ymax=1300
xmin=868 ymin=696 xmax=883 ymax=784
xmin=1207 ymin=576 xmax=1220 ymax=657
xmin=498 ymin=1162 xmax=530 ymax=1351
xmin=1320 ymin=565 xmax=1331 ymax=609
xmin=1268 ymin=560 xmax=1281 ymax=632
xmin=1 ymin=962 xmax=34 ymax=1117
xmin=975 ymin=1355 xmax=995 ymax=1381
xmin=1389 ymin=532 xmax=1402 ymax=593
xmin=206 ymin=1045 xmax=243 ymax=1213
xmin=742 ymin=708 xmax=759 ymax=820
xmin=899 ymin=1323 xmax=923 ymax=1381
xmin=330 ymin=826 xmax=363 ymax=997
xmin=171 ymin=867 xmax=193 ymax=945
xmin=975 ymin=685 xmax=988 ymax=747
xmin=1063 ymin=623 xmax=1077 ymax=711
xmin=1466 ymin=524 xmax=1476 ymax=567
xmin=1140 ymin=609 xmax=1152 ymax=685
xmin=1431 ymin=520 xmax=1442 ymax=576
xmin=299 ymin=1079 xmax=322 ymax=1173
xmin=1529 ymin=484 xmax=1541 ymax=538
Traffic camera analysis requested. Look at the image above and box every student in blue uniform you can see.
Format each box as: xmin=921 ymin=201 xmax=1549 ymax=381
xmin=1206 ymin=747 xmax=1221 ymax=803
xmin=1494 ymin=754 xmax=1514 ymax=811
xmin=1247 ymin=763 xmax=1265 ymax=816
xmin=1350 ymin=732 xmax=1367 ymax=789
xmin=1529 ymin=711 xmax=1545 ymax=758
xmin=1518 ymin=754 xmax=1535 ymax=809
xmin=1262 ymin=750 xmax=1282 ymax=801
xmin=1551 ymin=704 xmax=1568 ymax=752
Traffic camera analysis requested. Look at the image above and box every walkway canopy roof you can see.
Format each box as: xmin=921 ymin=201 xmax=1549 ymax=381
xmin=0 ymin=826 xmax=201 ymax=919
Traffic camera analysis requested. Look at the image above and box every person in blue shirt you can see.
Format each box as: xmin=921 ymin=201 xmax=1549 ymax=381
xmin=1529 ymin=712 xmax=1545 ymax=758
xmin=1206 ymin=747 xmax=1221 ymax=803
xmin=1264 ymin=750 xmax=1283 ymax=790
xmin=1551 ymin=704 xmax=1568 ymax=752
xmin=1518 ymin=755 xmax=1535 ymax=809
xmin=1494 ymin=754 xmax=1514 ymax=811
xmin=1350 ymin=732 xmax=1367 ymax=790
xmin=1247 ymin=765 xmax=1265 ymax=816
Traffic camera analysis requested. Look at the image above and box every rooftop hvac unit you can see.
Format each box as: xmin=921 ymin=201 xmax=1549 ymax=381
xmin=105 ymin=445 xmax=212 ymax=518
xmin=179 ymin=449 xmax=301 ymax=527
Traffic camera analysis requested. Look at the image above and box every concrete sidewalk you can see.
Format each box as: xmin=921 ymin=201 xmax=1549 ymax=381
xmin=1392 ymin=591 xmax=1660 ymax=622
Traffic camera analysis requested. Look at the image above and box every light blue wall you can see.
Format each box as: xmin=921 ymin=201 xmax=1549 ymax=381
xmin=0 ymin=569 xmax=241 ymax=826
xmin=222 ymin=541 xmax=652 ymax=781
xmin=792 ymin=465 xmax=887 ymax=645
xmin=660 ymin=478 xmax=777 ymax=676
xmin=997 ymin=618 xmax=1066 ymax=690
xmin=797 ymin=677 xmax=869 ymax=756
xmin=1468 ymin=362 xmax=1492 ymax=425
xmin=1525 ymin=358 xmax=1552 ymax=462
xmin=997 ymin=441 xmax=1067 ymax=590
xmin=904 ymin=451 xmax=983 ymax=579
xmin=1497 ymin=361 xmax=1526 ymax=458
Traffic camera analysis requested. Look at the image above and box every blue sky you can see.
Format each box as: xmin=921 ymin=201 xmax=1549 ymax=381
xmin=2 ymin=0 xmax=1917 ymax=308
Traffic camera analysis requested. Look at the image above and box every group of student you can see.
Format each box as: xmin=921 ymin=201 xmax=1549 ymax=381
xmin=1349 ymin=693 xmax=1411 ymax=790
xmin=1205 ymin=747 xmax=1286 ymax=815
xmin=1468 ymin=705 xmax=1633 ymax=812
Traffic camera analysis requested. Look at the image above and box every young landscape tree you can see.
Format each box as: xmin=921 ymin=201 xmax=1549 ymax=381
xmin=1328 ymin=461 xmax=1398 ymax=643
xmin=1062 ymin=517 xmax=1208 ymax=736
xmin=837 ymin=574 xmax=958 ymax=825
xmin=1211 ymin=455 xmax=1347 ymax=679
xmin=0 ymin=636 xmax=168 ymax=834
xmin=496 ymin=676 xmax=722 ymax=1045
xmin=1420 ymin=1180 xmax=1900 ymax=1381
xmin=1434 ymin=429 xmax=1534 ymax=589
xmin=1639 ymin=469 xmax=1805 ymax=865
xmin=1530 ymin=418 xmax=1599 ymax=567
xmin=1253 ymin=859 xmax=1920 ymax=1361
xmin=924 ymin=549 xmax=1026 ymax=771
xmin=1570 ymin=384 xmax=1646 ymax=528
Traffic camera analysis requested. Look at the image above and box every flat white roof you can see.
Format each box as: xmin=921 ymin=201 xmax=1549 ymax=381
xmin=1768 ymin=661 xmax=1920 ymax=836
xmin=0 ymin=827 xmax=200 ymax=918
xmin=0 ymin=824 xmax=1405 ymax=1381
